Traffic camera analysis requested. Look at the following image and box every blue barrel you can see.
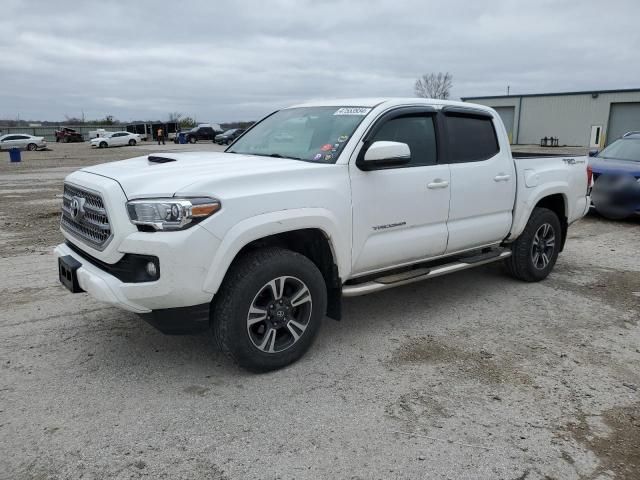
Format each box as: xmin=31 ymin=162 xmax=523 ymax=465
xmin=9 ymin=148 xmax=21 ymax=163
xmin=178 ymin=132 xmax=186 ymax=144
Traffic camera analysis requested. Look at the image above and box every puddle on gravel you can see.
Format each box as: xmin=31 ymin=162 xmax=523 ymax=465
xmin=563 ymin=403 xmax=640 ymax=479
xmin=388 ymin=336 xmax=530 ymax=385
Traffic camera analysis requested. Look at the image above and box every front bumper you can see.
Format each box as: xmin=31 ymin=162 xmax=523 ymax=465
xmin=54 ymin=223 xmax=221 ymax=314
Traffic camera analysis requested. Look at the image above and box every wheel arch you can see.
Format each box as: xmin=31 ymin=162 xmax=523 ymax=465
xmin=202 ymin=210 xmax=349 ymax=320
xmin=510 ymin=185 xmax=569 ymax=249
xmin=534 ymin=193 xmax=568 ymax=251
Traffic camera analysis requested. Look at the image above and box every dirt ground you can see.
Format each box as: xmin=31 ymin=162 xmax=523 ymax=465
xmin=1 ymin=143 xmax=639 ymax=480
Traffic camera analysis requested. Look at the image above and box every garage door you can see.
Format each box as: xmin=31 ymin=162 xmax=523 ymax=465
xmin=607 ymin=102 xmax=640 ymax=145
xmin=493 ymin=107 xmax=515 ymax=144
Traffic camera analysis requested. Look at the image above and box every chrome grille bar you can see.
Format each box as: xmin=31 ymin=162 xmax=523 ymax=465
xmin=60 ymin=183 xmax=113 ymax=250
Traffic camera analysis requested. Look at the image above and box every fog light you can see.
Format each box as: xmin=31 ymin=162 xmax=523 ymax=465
xmin=145 ymin=261 xmax=158 ymax=278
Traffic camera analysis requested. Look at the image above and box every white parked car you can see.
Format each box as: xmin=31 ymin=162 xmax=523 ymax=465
xmin=90 ymin=131 xmax=140 ymax=148
xmin=0 ymin=133 xmax=47 ymax=151
xmin=55 ymin=98 xmax=590 ymax=372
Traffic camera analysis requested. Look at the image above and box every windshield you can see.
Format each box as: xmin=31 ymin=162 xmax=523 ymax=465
xmin=598 ymin=138 xmax=640 ymax=162
xmin=227 ymin=106 xmax=371 ymax=162
xmin=223 ymin=129 xmax=236 ymax=135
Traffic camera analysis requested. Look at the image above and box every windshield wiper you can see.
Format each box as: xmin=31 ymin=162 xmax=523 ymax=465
xmin=268 ymin=153 xmax=303 ymax=160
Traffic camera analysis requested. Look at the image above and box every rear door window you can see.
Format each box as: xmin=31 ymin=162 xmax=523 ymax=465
xmin=444 ymin=114 xmax=499 ymax=162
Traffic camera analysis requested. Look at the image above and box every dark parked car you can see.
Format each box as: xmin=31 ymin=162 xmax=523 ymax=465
xmin=214 ymin=128 xmax=245 ymax=145
xmin=589 ymin=132 xmax=640 ymax=219
xmin=175 ymin=125 xmax=222 ymax=144
xmin=55 ymin=127 xmax=84 ymax=143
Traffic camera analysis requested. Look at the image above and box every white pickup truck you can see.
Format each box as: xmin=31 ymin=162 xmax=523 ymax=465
xmin=55 ymin=98 xmax=590 ymax=371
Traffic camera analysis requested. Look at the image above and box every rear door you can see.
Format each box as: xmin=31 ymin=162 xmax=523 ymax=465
xmin=350 ymin=107 xmax=451 ymax=275
xmin=441 ymin=108 xmax=515 ymax=253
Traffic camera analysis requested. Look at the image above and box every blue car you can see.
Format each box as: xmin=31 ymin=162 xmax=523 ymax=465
xmin=589 ymin=132 xmax=640 ymax=219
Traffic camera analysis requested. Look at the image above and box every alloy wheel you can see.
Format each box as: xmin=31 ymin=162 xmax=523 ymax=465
xmin=247 ymin=276 xmax=312 ymax=353
xmin=531 ymin=223 xmax=555 ymax=269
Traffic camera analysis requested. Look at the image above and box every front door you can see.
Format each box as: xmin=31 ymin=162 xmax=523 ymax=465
xmin=350 ymin=110 xmax=450 ymax=275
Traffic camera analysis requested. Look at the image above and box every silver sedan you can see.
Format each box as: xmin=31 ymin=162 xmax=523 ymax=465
xmin=0 ymin=134 xmax=47 ymax=151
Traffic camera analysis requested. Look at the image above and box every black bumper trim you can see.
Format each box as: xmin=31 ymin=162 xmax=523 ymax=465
xmin=139 ymin=303 xmax=210 ymax=335
xmin=66 ymin=241 xmax=159 ymax=283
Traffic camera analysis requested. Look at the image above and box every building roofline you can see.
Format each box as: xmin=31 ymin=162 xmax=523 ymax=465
xmin=461 ymin=87 xmax=640 ymax=101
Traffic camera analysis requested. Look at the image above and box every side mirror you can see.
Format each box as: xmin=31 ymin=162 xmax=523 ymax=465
xmin=359 ymin=141 xmax=411 ymax=170
xmin=588 ymin=150 xmax=598 ymax=157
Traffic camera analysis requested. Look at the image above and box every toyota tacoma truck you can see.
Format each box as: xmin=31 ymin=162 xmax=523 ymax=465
xmin=55 ymin=98 xmax=590 ymax=372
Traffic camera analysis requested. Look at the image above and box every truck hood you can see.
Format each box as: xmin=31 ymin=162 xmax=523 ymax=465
xmin=81 ymin=151 xmax=328 ymax=198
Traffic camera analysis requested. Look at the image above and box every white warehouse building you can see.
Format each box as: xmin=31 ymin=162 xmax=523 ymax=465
xmin=462 ymin=88 xmax=640 ymax=148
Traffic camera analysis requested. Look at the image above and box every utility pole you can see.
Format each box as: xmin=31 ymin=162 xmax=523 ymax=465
xmin=507 ymin=85 xmax=510 ymax=96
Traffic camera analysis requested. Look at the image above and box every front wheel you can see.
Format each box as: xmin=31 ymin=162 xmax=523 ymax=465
xmin=212 ymin=247 xmax=327 ymax=372
xmin=189 ymin=136 xmax=196 ymax=144
xmin=99 ymin=141 xmax=108 ymax=148
xmin=504 ymin=207 xmax=562 ymax=282
xmin=128 ymin=139 xmax=136 ymax=146
xmin=27 ymin=143 xmax=37 ymax=151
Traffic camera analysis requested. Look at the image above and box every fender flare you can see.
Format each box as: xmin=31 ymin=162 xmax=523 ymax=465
xmin=201 ymin=208 xmax=349 ymax=294
xmin=509 ymin=182 xmax=568 ymax=240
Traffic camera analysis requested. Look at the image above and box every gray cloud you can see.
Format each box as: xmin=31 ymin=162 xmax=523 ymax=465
xmin=1 ymin=0 xmax=639 ymax=122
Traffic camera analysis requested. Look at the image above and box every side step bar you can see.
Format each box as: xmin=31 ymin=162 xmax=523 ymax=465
xmin=342 ymin=249 xmax=512 ymax=297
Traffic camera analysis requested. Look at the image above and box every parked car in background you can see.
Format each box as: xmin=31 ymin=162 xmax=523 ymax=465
xmin=90 ymin=131 xmax=140 ymax=148
xmin=176 ymin=124 xmax=223 ymax=144
xmin=55 ymin=127 xmax=84 ymax=143
xmin=214 ymin=128 xmax=245 ymax=145
xmin=89 ymin=128 xmax=111 ymax=139
xmin=589 ymin=131 xmax=640 ymax=219
xmin=55 ymin=98 xmax=590 ymax=372
xmin=0 ymin=133 xmax=47 ymax=151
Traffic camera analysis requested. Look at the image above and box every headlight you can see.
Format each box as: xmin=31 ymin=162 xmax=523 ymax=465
xmin=126 ymin=197 xmax=221 ymax=231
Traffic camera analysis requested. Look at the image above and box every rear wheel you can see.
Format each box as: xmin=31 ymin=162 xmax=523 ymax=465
xmin=27 ymin=143 xmax=37 ymax=151
xmin=212 ymin=247 xmax=327 ymax=372
xmin=504 ymin=207 xmax=561 ymax=282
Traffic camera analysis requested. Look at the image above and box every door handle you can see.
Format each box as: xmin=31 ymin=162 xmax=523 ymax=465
xmin=494 ymin=174 xmax=511 ymax=182
xmin=427 ymin=179 xmax=449 ymax=189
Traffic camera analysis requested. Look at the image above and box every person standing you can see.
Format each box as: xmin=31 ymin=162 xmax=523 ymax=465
xmin=157 ymin=127 xmax=165 ymax=145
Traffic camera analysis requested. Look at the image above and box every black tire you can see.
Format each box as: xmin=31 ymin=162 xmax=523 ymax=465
xmin=212 ymin=247 xmax=327 ymax=372
xmin=56 ymin=137 xmax=60 ymax=143
xmin=128 ymin=139 xmax=136 ymax=146
xmin=504 ymin=207 xmax=562 ymax=282
xmin=99 ymin=141 xmax=108 ymax=149
xmin=189 ymin=136 xmax=196 ymax=144
xmin=27 ymin=143 xmax=37 ymax=151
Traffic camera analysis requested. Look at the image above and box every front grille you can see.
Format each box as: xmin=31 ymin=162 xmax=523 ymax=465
xmin=61 ymin=183 xmax=112 ymax=250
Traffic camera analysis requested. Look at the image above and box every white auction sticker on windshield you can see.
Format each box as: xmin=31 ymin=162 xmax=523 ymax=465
xmin=333 ymin=107 xmax=371 ymax=116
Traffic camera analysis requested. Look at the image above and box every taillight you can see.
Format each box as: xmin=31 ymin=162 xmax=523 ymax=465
xmin=587 ymin=164 xmax=593 ymax=186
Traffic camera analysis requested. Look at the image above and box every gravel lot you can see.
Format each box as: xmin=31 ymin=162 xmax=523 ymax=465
xmin=1 ymin=143 xmax=639 ymax=480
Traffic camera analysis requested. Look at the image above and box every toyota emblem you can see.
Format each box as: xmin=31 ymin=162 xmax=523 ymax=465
xmin=71 ymin=196 xmax=86 ymax=221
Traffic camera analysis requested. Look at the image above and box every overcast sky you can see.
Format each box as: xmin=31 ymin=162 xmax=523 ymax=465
xmin=1 ymin=0 xmax=639 ymax=123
